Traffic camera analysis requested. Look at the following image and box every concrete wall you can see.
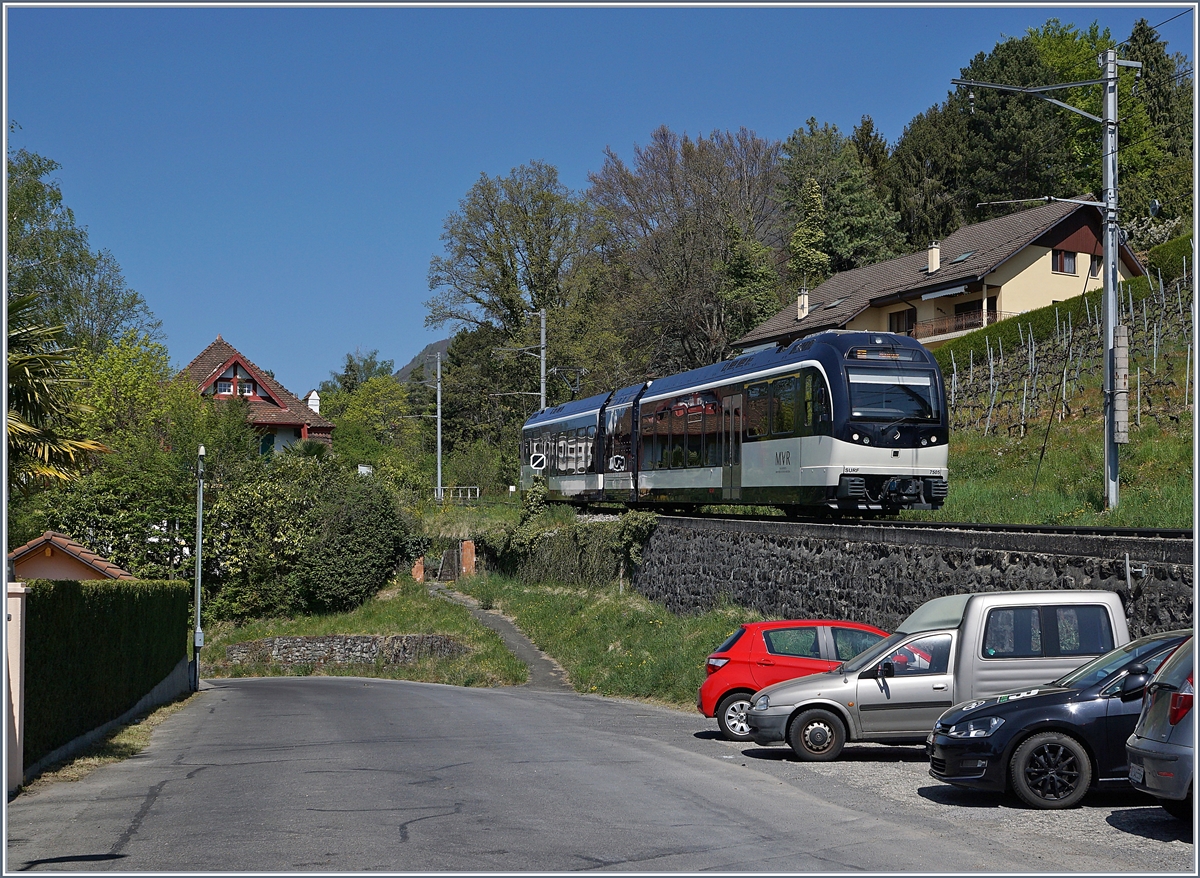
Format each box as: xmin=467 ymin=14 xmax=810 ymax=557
xmin=632 ymin=517 xmax=1193 ymax=637
xmin=7 ymin=584 xmax=27 ymax=794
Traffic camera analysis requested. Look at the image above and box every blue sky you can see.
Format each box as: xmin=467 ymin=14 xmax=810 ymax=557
xmin=5 ymin=4 xmax=1194 ymax=398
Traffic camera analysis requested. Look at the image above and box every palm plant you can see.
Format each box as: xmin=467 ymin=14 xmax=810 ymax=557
xmin=7 ymin=291 xmax=107 ymax=494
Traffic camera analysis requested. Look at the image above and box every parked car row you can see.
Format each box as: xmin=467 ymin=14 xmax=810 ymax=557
xmin=698 ymin=590 xmax=1193 ymax=819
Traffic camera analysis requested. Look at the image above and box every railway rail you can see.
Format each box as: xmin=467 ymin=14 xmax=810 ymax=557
xmin=663 ymin=511 xmax=1192 ymax=542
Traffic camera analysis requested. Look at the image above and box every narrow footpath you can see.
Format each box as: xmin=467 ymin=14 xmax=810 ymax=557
xmin=426 ymin=581 xmax=575 ymax=692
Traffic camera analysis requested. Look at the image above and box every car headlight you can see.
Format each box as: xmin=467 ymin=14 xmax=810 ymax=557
xmin=752 ymin=694 xmax=770 ymax=711
xmin=947 ymin=716 xmax=1004 ymax=738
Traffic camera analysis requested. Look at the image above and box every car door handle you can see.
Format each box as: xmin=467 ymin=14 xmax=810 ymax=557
xmin=932 ymin=684 xmax=947 ymax=690
xmin=756 ymin=659 xmax=775 ymax=666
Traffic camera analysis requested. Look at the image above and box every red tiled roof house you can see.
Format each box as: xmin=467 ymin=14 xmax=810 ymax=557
xmin=8 ymin=532 xmax=136 ymax=581
xmin=183 ymin=336 xmax=334 ymax=453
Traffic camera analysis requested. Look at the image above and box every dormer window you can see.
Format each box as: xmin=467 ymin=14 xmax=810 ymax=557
xmin=216 ymin=380 xmax=233 ymax=395
xmin=239 ymin=381 xmax=255 ymax=396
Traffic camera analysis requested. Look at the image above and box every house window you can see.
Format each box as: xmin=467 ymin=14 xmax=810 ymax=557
xmin=239 ymin=381 xmax=255 ymax=396
xmin=1090 ymin=254 xmax=1102 ymax=277
xmin=1052 ymin=249 xmax=1077 ymax=274
xmin=216 ymin=380 xmax=233 ymax=395
xmin=889 ymin=309 xmax=915 ymax=335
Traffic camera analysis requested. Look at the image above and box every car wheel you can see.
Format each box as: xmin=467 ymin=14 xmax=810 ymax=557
xmin=1009 ymin=732 xmax=1093 ymax=809
xmin=787 ymin=709 xmax=846 ymax=761
xmin=1159 ymin=793 xmax=1193 ymax=821
xmin=716 ymin=692 xmax=754 ymax=742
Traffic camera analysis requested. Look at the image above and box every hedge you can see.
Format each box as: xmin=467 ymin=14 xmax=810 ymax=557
xmin=1147 ymin=233 xmax=1194 ymax=283
xmin=22 ymin=579 xmax=191 ymax=768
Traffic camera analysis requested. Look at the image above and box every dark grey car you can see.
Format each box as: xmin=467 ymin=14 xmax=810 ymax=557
xmin=1126 ymin=635 xmax=1193 ymax=821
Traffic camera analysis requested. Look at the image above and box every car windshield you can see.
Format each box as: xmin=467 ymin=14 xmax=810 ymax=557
xmin=1053 ymin=635 xmax=1183 ymax=689
xmin=840 ymin=632 xmax=908 ymax=674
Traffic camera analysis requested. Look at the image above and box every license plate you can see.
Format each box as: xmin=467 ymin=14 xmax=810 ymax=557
xmin=1129 ymin=763 xmax=1144 ymax=783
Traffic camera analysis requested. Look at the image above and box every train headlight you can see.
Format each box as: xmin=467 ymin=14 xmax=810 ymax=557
xmin=852 ymin=433 xmax=859 ymax=442
xmin=930 ymin=435 xmax=938 ymax=443
xmin=862 ymin=436 xmax=870 ymax=444
xmin=920 ymin=439 xmax=928 ymax=446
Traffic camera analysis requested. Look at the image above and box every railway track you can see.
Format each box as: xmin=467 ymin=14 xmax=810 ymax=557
xmin=659 ymin=511 xmax=1192 ymax=542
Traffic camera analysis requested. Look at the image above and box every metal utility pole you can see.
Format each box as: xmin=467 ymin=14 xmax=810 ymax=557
xmin=436 ymin=351 xmax=443 ymax=503
xmin=192 ymin=445 xmax=205 ymax=692
xmin=953 ymin=47 xmax=1141 ymax=510
xmin=496 ymin=307 xmax=548 ymax=410
xmin=539 ymin=308 xmax=546 ymax=411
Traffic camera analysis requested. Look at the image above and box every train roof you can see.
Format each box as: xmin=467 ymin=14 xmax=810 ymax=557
xmin=641 ymin=331 xmax=933 ymax=403
xmin=608 ymin=382 xmax=647 ymax=407
xmin=523 ymin=390 xmax=612 ymax=429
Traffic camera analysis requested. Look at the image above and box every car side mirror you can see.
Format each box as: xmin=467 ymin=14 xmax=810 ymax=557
xmin=1120 ymin=663 xmax=1151 ymax=700
xmin=878 ymin=661 xmax=895 ymax=678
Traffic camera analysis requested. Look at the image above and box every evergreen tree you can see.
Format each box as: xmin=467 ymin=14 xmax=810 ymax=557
xmin=786 ymin=178 xmax=831 ymax=285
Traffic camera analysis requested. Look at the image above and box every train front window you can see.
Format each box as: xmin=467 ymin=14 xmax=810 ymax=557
xmin=846 ymin=368 xmax=939 ymax=421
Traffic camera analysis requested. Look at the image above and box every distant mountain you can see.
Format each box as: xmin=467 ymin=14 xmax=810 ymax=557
xmin=395 ymin=339 xmax=452 ymax=381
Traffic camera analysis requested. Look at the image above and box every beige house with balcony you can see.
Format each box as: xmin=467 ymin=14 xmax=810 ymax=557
xmin=734 ymin=199 xmax=1145 ymax=353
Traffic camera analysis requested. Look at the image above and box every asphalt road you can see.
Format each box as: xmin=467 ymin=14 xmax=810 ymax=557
xmin=6 ymin=676 xmax=1194 ymax=872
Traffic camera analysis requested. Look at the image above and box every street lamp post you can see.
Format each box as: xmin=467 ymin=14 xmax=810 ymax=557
xmin=192 ymin=445 xmax=205 ymax=692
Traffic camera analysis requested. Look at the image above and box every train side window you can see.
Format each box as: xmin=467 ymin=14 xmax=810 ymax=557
xmin=745 ymin=383 xmax=769 ymax=439
xmin=772 ymin=376 xmax=797 ymax=435
xmin=703 ymin=410 xmax=721 ymax=466
xmin=639 ymin=410 xmax=660 ymax=470
xmin=687 ymin=411 xmax=702 ymax=466
xmin=804 ymin=370 xmax=831 ymax=436
xmin=669 ymin=406 xmax=686 ymax=468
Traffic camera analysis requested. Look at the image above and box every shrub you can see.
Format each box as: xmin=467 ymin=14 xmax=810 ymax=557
xmin=206 ymin=456 xmax=425 ymax=621
xmin=476 ymin=508 xmax=658 ymax=586
xmin=1147 ymin=233 xmax=1194 ymax=283
xmin=23 ymin=579 xmax=190 ymax=768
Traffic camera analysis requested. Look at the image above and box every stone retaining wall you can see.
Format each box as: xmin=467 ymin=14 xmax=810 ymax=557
xmin=632 ymin=517 xmax=1193 ymax=637
xmin=226 ymin=634 xmax=468 ymax=666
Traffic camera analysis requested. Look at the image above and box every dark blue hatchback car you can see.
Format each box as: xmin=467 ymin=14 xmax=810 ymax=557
xmin=928 ymin=630 xmax=1191 ymax=809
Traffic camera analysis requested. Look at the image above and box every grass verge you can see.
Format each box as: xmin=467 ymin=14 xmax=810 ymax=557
xmin=200 ymin=577 xmax=527 ymax=688
xmin=458 ymin=573 xmax=761 ymax=708
xmin=16 ymin=693 xmax=199 ymax=796
xmin=903 ymin=409 xmax=1193 ymax=527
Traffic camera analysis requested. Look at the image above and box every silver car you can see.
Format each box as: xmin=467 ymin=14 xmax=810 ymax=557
xmin=1126 ymin=635 xmax=1193 ymax=821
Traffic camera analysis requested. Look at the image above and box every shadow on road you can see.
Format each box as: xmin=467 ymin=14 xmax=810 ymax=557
xmin=740 ymin=744 xmax=928 ymax=763
xmin=1106 ymin=806 xmax=1194 ymax=843
xmin=16 ymin=853 xmax=127 ymax=870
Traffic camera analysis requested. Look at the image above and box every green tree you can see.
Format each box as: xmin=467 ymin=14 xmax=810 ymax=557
xmin=886 ymin=103 xmax=967 ymax=248
xmin=588 ymin=125 xmax=786 ymax=371
xmin=6 ymin=292 xmax=107 ymax=495
xmin=958 ymin=37 xmax=1076 ymax=221
xmin=318 ymin=348 xmax=396 ymax=400
xmin=786 ymin=178 xmax=832 ymax=285
xmin=7 ymin=143 xmax=159 ymax=353
xmin=426 ymin=161 xmax=591 ymax=335
xmin=779 ymin=118 xmax=902 ymax=273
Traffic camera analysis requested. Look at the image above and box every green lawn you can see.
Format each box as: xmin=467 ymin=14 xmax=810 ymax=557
xmin=458 ymin=574 xmax=762 ymax=708
xmin=200 ymin=577 xmax=527 ymax=687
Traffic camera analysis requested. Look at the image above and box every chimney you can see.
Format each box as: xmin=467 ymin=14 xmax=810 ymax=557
xmin=304 ymin=390 xmax=320 ymax=414
xmin=797 ymin=288 xmax=810 ymax=320
xmin=927 ymin=241 xmax=940 ymax=274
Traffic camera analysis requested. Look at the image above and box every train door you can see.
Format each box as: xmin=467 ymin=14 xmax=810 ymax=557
xmin=722 ymin=394 xmax=742 ymax=501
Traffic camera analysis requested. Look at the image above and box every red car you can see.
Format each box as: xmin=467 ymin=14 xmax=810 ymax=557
xmin=698 ymin=620 xmax=889 ymax=741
